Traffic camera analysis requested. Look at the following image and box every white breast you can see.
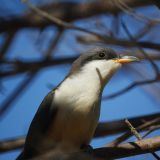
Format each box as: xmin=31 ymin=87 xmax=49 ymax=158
xmin=48 ymin=60 xmax=121 ymax=150
xmin=54 ymin=59 xmax=121 ymax=111
xmin=49 ymin=67 xmax=102 ymax=150
xmin=54 ymin=67 xmax=101 ymax=112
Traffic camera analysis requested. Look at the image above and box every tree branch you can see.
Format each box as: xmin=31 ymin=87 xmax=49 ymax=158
xmin=0 ymin=137 xmax=25 ymax=153
xmin=0 ymin=73 xmax=37 ymax=118
xmin=94 ymin=136 xmax=160 ymax=159
xmin=22 ymin=136 xmax=160 ymax=160
xmin=77 ymin=34 xmax=160 ymax=50
xmin=1 ymin=52 xmax=160 ymax=78
xmin=0 ymin=113 xmax=159 ymax=153
xmin=125 ymin=119 xmax=160 ymax=159
xmin=95 ymin=113 xmax=160 ymax=138
xmin=0 ymin=57 xmax=77 ymax=77
xmin=0 ymin=0 xmax=152 ymax=33
xmin=103 ymin=77 xmax=160 ymax=100
xmin=108 ymin=117 xmax=160 ymax=147
xmin=0 ymin=31 xmax=16 ymax=59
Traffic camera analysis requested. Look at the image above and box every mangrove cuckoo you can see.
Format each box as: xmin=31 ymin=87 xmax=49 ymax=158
xmin=17 ymin=47 xmax=139 ymax=159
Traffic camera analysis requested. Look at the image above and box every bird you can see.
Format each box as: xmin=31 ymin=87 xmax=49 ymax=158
xmin=16 ymin=47 xmax=139 ymax=160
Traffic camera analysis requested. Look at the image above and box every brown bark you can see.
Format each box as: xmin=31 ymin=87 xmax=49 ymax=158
xmin=30 ymin=136 xmax=160 ymax=160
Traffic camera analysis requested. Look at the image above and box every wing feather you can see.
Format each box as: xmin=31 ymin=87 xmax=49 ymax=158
xmin=18 ymin=91 xmax=58 ymax=159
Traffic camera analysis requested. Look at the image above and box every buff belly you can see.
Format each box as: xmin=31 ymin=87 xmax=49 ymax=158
xmin=47 ymin=102 xmax=100 ymax=151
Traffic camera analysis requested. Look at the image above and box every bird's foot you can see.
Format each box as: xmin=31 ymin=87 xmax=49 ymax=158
xmin=80 ymin=144 xmax=93 ymax=154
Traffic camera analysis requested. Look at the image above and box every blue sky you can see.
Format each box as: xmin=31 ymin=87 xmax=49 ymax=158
xmin=0 ymin=1 xmax=160 ymax=160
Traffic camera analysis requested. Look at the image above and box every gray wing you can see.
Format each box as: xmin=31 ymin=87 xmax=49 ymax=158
xmin=20 ymin=91 xmax=58 ymax=159
xmin=27 ymin=91 xmax=57 ymax=134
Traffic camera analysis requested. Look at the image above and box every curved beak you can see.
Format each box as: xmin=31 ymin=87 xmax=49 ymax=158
xmin=113 ymin=55 xmax=140 ymax=64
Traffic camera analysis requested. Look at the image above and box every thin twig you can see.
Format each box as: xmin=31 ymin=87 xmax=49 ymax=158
xmin=0 ymin=136 xmax=25 ymax=153
xmin=22 ymin=0 xmax=108 ymax=39
xmin=107 ymin=117 xmax=160 ymax=147
xmin=95 ymin=113 xmax=160 ymax=137
xmin=21 ymin=0 xmax=160 ymax=51
xmin=1 ymin=51 xmax=160 ymax=78
xmin=125 ymin=119 xmax=141 ymax=140
xmin=103 ymin=77 xmax=160 ymax=99
xmin=134 ymin=22 xmax=156 ymax=40
xmin=121 ymin=19 xmax=160 ymax=76
xmin=0 ymin=31 xmax=15 ymax=59
xmin=0 ymin=73 xmax=37 ymax=118
xmin=45 ymin=29 xmax=64 ymax=58
xmin=116 ymin=0 xmax=160 ymax=23
xmin=143 ymin=125 xmax=160 ymax=138
xmin=103 ymin=19 xmax=160 ymax=100
xmin=125 ymin=119 xmax=160 ymax=160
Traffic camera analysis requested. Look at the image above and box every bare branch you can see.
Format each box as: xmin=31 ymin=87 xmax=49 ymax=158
xmin=23 ymin=136 xmax=160 ymax=160
xmin=102 ymin=20 xmax=160 ymax=100
xmin=1 ymin=113 xmax=159 ymax=153
xmin=121 ymin=19 xmax=160 ymax=76
xmin=134 ymin=22 xmax=156 ymax=40
xmin=0 ymin=73 xmax=37 ymax=118
xmin=115 ymin=0 xmax=160 ymax=23
xmin=77 ymin=35 xmax=160 ymax=50
xmin=95 ymin=136 xmax=160 ymax=160
xmin=103 ymin=77 xmax=160 ymax=99
xmin=143 ymin=125 xmax=160 ymax=138
xmin=2 ymin=136 xmax=159 ymax=160
xmin=108 ymin=117 xmax=160 ymax=147
xmin=125 ymin=119 xmax=160 ymax=159
xmin=0 ymin=56 xmax=77 ymax=77
xmin=125 ymin=65 xmax=160 ymax=102
xmin=45 ymin=29 xmax=64 ymax=58
xmin=0 ymin=137 xmax=25 ymax=153
xmin=95 ymin=113 xmax=160 ymax=137
xmin=0 ymin=0 xmax=153 ymax=33
xmin=12 ymin=1 xmax=160 ymax=53
xmin=152 ymin=0 xmax=160 ymax=8
xmin=1 ymin=52 xmax=160 ymax=78
xmin=125 ymin=119 xmax=142 ymax=140
xmin=0 ymin=31 xmax=15 ymax=59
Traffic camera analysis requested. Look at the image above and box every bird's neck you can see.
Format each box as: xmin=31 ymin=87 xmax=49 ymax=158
xmin=54 ymin=70 xmax=103 ymax=108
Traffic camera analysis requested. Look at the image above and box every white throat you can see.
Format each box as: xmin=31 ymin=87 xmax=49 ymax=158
xmin=54 ymin=60 xmax=121 ymax=110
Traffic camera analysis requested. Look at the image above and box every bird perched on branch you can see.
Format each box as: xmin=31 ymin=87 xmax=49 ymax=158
xmin=17 ymin=47 xmax=139 ymax=160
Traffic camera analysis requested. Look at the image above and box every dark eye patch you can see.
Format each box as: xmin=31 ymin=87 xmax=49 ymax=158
xmin=96 ymin=49 xmax=117 ymax=60
xmin=99 ymin=52 xmax=105 ymax=58
xmin=72 ymin=48 xmax=118 ymax=72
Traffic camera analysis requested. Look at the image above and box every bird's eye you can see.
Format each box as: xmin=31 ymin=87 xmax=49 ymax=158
xmin=99 ymin=52 xmax=105 ymax=58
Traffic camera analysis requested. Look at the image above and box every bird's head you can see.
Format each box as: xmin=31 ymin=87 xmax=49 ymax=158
xmin=70 ymin=47 xmax=139 ymax=88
